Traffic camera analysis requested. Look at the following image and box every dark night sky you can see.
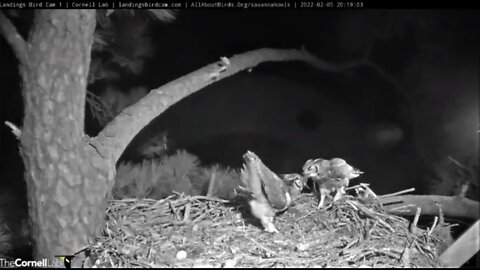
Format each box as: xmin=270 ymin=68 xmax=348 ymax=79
xmin=0 ymin=9 xmax=479 ymax=196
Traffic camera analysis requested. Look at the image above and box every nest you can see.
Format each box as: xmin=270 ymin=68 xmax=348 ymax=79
xmin=80 ymin=188 xmax=445 ymax=268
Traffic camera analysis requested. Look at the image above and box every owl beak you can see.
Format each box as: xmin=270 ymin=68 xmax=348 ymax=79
xmin=354 ymin=168 xmax=363 ymax=174
xmin=351 ymin=168 xmax=364 ymax=177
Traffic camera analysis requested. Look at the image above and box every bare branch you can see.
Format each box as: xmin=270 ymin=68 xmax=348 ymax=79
xmin=409 ymin=207 xmax=421 ymax=233
xmin=0 ymin=11 xmax=29 ymax=66
xmin=378 ymin=188 xmax=416 ymax=199
xmin=90 ymin=47 xmax=408 ymax=164
xmin=4 ymin=121 xmax=21 ymax=138
xmin=447 ymin=155 xmax=471 ymax=173
xmin=379 ymin=194 xmax=479 ymax=220
xmin=427 ymin=216 xmax=438 ymax=237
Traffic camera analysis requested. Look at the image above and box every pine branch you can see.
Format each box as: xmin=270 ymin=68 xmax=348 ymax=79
xmin=0 ymin=11 xmax=29 ymax=66
xmin=91 ymin=47 xmax=409 ymax=165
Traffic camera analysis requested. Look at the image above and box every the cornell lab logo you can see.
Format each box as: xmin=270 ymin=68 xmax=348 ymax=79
xmin=55 ymin=255 xmax=75 ymax=269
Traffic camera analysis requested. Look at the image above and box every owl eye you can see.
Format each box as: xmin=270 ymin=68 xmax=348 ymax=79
xmin=294 ymin=180 xmax=303 ymax=188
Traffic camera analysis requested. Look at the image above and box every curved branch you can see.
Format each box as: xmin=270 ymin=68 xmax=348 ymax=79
xmin=90 ymin=47 xmax=401 ymax=164
xmin=379 ymin=194 xmax=479 ymax=220
xmin=0 ymin=11 xmax=29 ymax=66
xmin=90 ymin=48 xmax=357 ymax=163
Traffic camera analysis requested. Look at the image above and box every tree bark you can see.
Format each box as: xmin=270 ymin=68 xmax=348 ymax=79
xmin=14 ymin=10 xmax=115 ymax=260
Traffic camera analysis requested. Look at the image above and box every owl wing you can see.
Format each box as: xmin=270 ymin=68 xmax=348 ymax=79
xmin=240 ymin=166 xmax=266 ymax=202
xmin=258 ymin=165 xmax=291 ymax=211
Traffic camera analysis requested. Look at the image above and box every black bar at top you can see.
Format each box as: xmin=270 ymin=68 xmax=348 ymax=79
xmin=0 ymin=0 xmax=477 ymax=9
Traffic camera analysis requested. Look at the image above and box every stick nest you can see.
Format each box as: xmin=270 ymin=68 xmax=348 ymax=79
xmin=82 ymin=191 xmax=444 ymax=268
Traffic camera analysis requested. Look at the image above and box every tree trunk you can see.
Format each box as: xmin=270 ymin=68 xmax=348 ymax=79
xmin=18 ymin=10 xmax=114 ymax=260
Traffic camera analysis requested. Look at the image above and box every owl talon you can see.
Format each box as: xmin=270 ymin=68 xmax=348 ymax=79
xmin=264 ymin=225 xmax=280 ymax=234
xmin=317 ymin=194 xmax=325 ymax=209
xmin=332 ymin=190 xmax=342 ymax=202
xmin=316 ymin=202 xmax=323 ymax=209
xmin=261 ymin=216 xmax=279 ymax=233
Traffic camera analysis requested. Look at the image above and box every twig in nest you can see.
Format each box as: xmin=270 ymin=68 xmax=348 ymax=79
xmin=379 ymin=188 xmax=415 ymax=199
xmin=365 ymin=220 xmax=378 ymax=240
xmin=348 ymin=248 xmax=401 ymax=263
xmin=192 ymin=209 xmax=215 ymax=223
xmin=346 ymin=201 xmax=359 ymax=211
xmin=410 ymin=207 xmax=421 ymax=234
xmin=245 ymin=235 xmax=278 ymax=257
xmin=295 ymin=210 xmax=315 ymax=222
xmin=183 ymin=202 xmax=191 ymax=222
xmin=153 ymin=195 xmax=176 ymax=206
xmin=372 ymin=215 xmax=394 ymax=233
xmin=345 ymin=183 xmax=368 ymax=191
xmin=427 ymin=216 xmax=439 ymax=238
xmin=186 ymin=195 xmax=229 ymax=203
xmin=349 ymin=183 xmax=377 ymax=199
xmin=343 ymin=237 xmax=361 ymax=251
xmin=373 ymin=249 xmax=402 ymax=260
xmin=296 ymin=234 xmax=332 ymax=252
xmin=168 ymin=201 xmax=181 ymax=221
xmin=413 ymin=239 xmax=433 ymax=259
xmin=363 ymin=184 xmax=378 ymax=198
xmin=388 ymin=204 xmax=416 ymax=213
xmin=350 ymin=201 xmax=395 ymax=232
